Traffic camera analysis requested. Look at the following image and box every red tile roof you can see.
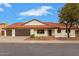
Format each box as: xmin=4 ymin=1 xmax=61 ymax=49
xmin=0 ymin=23 xmax=6 ymax=25
xmin=10 ymin=22 xmax=24 ymax=26
xmin=3 ymin=22 xmax=76 ymax=29
xmin=0 ymin=23 xmax=8 ymax=28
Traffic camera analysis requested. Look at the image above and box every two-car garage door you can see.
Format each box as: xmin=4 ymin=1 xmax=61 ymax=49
xmin=5 ymin=29 xmax=30 ymax=36
xmin=15 ymin=29 xmax=30 ymax=36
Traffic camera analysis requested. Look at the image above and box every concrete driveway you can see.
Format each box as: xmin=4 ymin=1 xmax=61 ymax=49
xmin=0 ymin=36 xmax=79 ymax=43
xmin=0 ymin=43 xmax=79 ymax=56
xmin=0 ymin=36 xmax=28 ymax=42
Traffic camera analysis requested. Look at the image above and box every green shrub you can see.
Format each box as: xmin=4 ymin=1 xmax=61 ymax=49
xmin=30 ymin=34 xmax=35 ymax=38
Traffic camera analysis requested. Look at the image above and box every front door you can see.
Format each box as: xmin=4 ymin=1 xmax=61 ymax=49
xmin=48 ymin=30 xmax=52 ymax=36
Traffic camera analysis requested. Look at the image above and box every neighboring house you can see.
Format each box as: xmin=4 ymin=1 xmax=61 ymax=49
xmin=75 ymin=25 xmax=79 ymax=37
xmin=0 ymin=23 xmax=7 ymax=36
xmin=2 ymin=19 xmax=76 ymax=37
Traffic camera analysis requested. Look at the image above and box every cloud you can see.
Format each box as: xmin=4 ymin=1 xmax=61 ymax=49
xmin=17 ymin=17 xmax=25 ymax=20
xmin=3 ymin=3 xmax=12 ymax=7
xmin=0 ymin=8 xmax=4 ymax=12
xmin=20 ymin=6 xmax=54 ymax=16
xmin=0 ymin=3 xmax=12 ymax=12
xmin=0 ymin=3 xmax=12 ymax=7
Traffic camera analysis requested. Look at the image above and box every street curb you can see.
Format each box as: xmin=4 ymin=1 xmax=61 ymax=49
xmin=0 ymin=40 xmax=79 ymax=43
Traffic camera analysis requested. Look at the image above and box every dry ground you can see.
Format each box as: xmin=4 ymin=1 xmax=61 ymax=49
xmin=56 ymin=37 xmax=79 ymax=41
xmin=0 ymin=36 xmax=79 ymax=43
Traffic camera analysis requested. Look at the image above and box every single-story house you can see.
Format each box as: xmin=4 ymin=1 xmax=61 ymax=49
xmin=1 ymin=19 xmax=76 ymax=37
xmin=75 ymin=25 xmax=79 ymax=37
xmin=0 ymin=23 xmax=8 ymax=36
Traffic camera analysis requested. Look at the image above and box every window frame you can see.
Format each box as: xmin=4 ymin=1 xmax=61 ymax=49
xmin=57 ymin=28 xmax=61 ymax=33
xmin=37 ymin=29 xmax=45 ymax=34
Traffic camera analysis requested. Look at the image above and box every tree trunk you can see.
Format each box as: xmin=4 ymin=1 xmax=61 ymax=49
xmin=67 ymin=29 xmax=70 ymax=38
xmin=76 ymin=24 xmax=79 ymax=30
xmin=66 ymin=24 xmax=70 ymax=38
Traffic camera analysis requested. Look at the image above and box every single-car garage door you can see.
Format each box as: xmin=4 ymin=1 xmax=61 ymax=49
xmin=6 ymin=29 xmax=12 ymax=36
xmin=1 ymin=31 xmax=4 ymax=36
xmin=15 ymin=29 xmax=30 ymax=36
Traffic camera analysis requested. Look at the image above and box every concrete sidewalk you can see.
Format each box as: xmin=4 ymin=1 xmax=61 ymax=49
xmin=0 ymin=36 xmax=79 ymax=43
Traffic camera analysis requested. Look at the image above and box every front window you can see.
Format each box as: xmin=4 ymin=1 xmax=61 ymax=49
xmin=37 ymin=30 xmax=44 ymax=34
xmin=57 ymin=28 xmax=61 ymax=33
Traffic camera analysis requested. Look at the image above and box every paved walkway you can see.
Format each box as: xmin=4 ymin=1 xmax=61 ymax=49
xmin=0 ymin=36 xmax=79 ymax=43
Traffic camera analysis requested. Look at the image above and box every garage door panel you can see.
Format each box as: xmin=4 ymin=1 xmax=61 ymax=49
xmin=15 ymin=29 xmax=30 ymax=36
xmin=6 ymin=30 xmax=12 ymax=36
xmin=1 ymin=31 xmax=4 ymax=36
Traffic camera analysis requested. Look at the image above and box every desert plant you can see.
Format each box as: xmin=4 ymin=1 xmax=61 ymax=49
xmin=30 ymin=34 xmax=35 ymax=38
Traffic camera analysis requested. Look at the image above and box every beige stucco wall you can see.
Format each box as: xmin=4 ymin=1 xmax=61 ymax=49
xmin=0 ymin=24 xmax=8 ymax=36
xmin=0 ymin=29 xmax=2 ymax=36
xmin=54 ymin=29 xmax=75 ymax=37
xmin=12 ymin=29 xmax=15 ymax=37
xmin=2 ymin=28 xmax=75 ymax=37
xmin=30 ymin=29 xmax=55 ymax=37
xmin=52 ymin=29 xmax=55 ymax=36
xmin=30 ymin=29 xmax=48 ymax=36
xmin=30 ymin=29 xmax=76 ymax=37
xmin=25 ymin=20 xmax=45 ymax=25
xmin=69 ymin=30 xmax=76 ymax=37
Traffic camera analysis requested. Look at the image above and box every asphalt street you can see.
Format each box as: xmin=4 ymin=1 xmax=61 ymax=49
xmin=0 ymin=43 xmax=79 ymax=56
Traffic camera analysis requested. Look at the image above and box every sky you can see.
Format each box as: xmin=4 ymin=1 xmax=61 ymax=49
xmin=0 ymin=3 xmax=65 ymax=24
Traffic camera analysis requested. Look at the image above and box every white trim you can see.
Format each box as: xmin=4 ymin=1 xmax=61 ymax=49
xmin=12 ymin=29 xmax=15 ymax=37
xmin=4 ymin=30 xmax=7 ymax=37
xmin=0 ymin=29 xmax=1 ymax=36
xmin=24 ymin=20 xmax=45 ymax=25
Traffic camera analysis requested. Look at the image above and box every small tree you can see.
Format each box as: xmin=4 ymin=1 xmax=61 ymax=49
xmin=59 ymin=3 xmax=79 ymax=38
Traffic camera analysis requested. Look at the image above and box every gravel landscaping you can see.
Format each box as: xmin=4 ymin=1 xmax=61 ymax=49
xmin=24 ymin=36 xmax=55 ymax=40
xmin=24 ymin=36 xmax=79 ymax=41
xmin=57 ymin=37 xmax=79 ymax=41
